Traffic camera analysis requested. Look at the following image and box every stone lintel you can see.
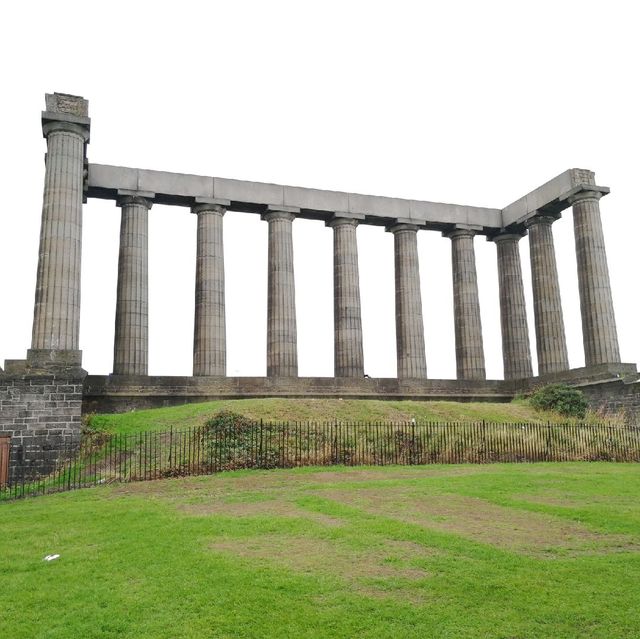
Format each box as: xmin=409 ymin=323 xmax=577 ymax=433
xmin=266 ymin=204 xmax=300 ymax=214
xmin=487 ymin=229 xmax=527 ymax=242
xmin=87 ymin=164 xmax=503 ymax=229
xmin=501 ymin=169 xmax=610 ymax=228
xmin=193 ymin=196 xmax=231 ymax=207
xmin=87 ymin=163 xmax=616 ymax=232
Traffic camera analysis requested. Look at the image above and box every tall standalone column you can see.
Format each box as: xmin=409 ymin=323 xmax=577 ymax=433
xmin=113 ymin=193 xmax=152 ymax=375
xmin=446 ymin=228 xmax=486 ymax=380
xmin=569 ymin=191 xmax=620 ymax=366
xmin=388 ymin=224 xmax=427 ymax=379
xmin=263 ymin=209 xmax=298 ymax=377
xmin=492 ymin=233 xmax=533 ymax=380
xmin=192 ymin=202 xmax=227 ymax=376
xmin=525 ymin=215 xmax=569 ymax=375
xmin=31 ymin=93 xmax=90 ymax=360
xmin=327 ymin=216 xmax=364 ymax=377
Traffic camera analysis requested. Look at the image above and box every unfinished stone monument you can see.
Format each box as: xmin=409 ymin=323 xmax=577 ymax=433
xmin=1 ymin=92 xmax=638 ymax=479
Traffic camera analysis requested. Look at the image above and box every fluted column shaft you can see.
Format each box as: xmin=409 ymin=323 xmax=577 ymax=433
xmin=113 ymin=195 xmax=151 ymax=375
xmin=193 ymin=204 xmax=226 ymax=376
xmin=570 ymin=192 xmax=620 ymax=365
xmin=263 ymin=210 xmax=298 ymax=377
xmin=525 ymin=215 xmax=569 ymax=375
xmin=447 ymin=229 xmax=485 ymax=380
xmin=328 ymin=217 xmax=364 ymax=377
xmin=493 ymin=233 xmax=533 ymax=380
xmin=389 ymin=224 xmax=427 ymax=379
xmin=32 ymin=121 xmax=89 ymax=351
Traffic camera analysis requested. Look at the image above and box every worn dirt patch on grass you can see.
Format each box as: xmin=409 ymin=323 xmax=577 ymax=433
xmin=181 ymin=497 xmax=344 ymax=527
xmin=318 ymin=488 xmax=639 ymax=557
xmin=516 ymin=492 xmax=640 ymax=510
xmin=209 ymin=535 xmax=434 ymax=600
xmin=110 ymin=465 xmax=483 ymax=499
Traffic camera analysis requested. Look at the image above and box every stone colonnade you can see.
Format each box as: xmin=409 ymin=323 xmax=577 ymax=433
xmin=31 ymin=94 xmax=623 ymax=382
xmin=101 ymin=198 xmax=620 ymax=381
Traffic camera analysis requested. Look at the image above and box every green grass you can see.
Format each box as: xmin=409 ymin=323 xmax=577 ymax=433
xmin=2 ymin=463 xmax=639 ymax=638
xmin=86 ymin=398 xmax=618 ymax=435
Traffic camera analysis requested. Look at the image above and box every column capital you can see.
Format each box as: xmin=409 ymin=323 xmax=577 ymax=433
xmin=490 ymin=231 xmax=527 ymax=244
xmin=262 ymin=209 xmax=297 ymax=223
xmin=524 ymin=213 xmax=558 ymax=229
xmin=326 ymin=212 xmax=364 ymax=229
xmin=386 ymin=223 xmax=419 ymax=234
xmin=444 ymin=227 xmax=476 ymax=240
xmin=116 ymin=190 xmax=154 ymax=209
xmin=566 ymin=190 xmax=604 ymax=205
xmin=191 ymin=202 xmax=227 ymax=216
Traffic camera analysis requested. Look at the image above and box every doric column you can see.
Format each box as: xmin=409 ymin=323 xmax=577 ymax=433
xmin=192 ymin=201 xmax=228 ymax=376
xmin=492 ymin=232 xmax=533 ymax=380
xmin=445 ymin=228 xmax=486 ymax=380
xmin=327 ymin=215 xmax=364 ymax=377
xmin=525 ymin=214 xmax=569 ymax=375
xmin=569 ymin=191 xmax=621 ymax=365
xmin=262 ymin=208 xmax=298 ymax=377
xmin=31 ymin=93 xmax=90 ymax=359
xmin=388 ymin=224 xmax=427 ymax=379
xmin=113 ymin=192 xmax=153 ymax=376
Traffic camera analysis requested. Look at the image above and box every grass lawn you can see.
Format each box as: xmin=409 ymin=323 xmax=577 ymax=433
xmin=86 ymin=398 xmax=616 ymax=434
xmin=1 ymin=463 xmax=639 ymax=638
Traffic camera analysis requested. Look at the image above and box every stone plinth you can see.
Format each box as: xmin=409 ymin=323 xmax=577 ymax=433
xmin=1 ymin=363 xmax=85 ymax=483
xmin=525 ymin=215 xmax=569 ymax=375
xmin=492 ymin=233 xmax=533 ymax=380
xmin=328 ymin=217 xmax=364 ymax=377
xmin=192 ymin=203 xmax=227 ymax=376
xmin=446 ymin=229 xmax=485 ymax=380
xmin=263 ymin=209 xmax=298 ymax=377
xmin=113 ymin=194 xmax=152 ymax=375
xmin=388 ymin=224 xmax=427 ymax=379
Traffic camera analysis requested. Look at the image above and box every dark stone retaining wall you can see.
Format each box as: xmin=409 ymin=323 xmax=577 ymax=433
xmin=581 ymin=379 xmax=640 ymax=422
xmin=82 ymin=375 xmax=519 ymax=413
xmin=82 ymin=363 xmax=639 ymax=414
xmin=0 ymin=359 xmax=85 ymax=482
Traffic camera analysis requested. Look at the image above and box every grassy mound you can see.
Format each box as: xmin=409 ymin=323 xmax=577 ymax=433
xmin=85 ymin=398 xmax=619 ymax=435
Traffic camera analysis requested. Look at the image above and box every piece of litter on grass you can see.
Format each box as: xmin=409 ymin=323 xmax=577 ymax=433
xmin=43 ymin=554 xmax=60 ymax=561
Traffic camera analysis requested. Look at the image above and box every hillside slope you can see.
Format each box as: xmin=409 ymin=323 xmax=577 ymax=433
xmin=86 ymin=398 xmax=617 ymax=435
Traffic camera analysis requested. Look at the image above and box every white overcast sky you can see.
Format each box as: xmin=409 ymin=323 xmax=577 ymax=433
xmin=1 ymin=0 xmax=638 ymax=379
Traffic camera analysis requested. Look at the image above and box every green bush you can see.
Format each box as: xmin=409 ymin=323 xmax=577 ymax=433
xmin=529 ymin=384 xmax=588 ymax=418
xmin=203 ymin=411 xmax=281 ymax=470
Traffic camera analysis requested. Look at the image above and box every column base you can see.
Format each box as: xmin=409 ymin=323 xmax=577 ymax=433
xmin=26 ymin=349 xmax=84 ymax=373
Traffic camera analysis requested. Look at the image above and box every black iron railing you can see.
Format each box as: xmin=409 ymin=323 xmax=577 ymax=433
xmin=2 ymin=421 xmax=639 ymax=500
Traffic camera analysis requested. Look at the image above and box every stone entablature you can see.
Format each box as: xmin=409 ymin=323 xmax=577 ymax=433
xmin=87 ymin=164 xmax=608 ymax=233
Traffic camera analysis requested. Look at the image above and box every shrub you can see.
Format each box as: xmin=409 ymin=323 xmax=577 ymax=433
xmin=529 ymin=384 xmax=588 ymax=418
xmin=203 ymin=411 xmax=281 ymax=470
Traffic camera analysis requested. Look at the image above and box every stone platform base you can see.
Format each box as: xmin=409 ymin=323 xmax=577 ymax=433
xmin=1 ymin=354 xmax=85 ymax=482
xmin=82 ymin=363 xmax=638 ymax=414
